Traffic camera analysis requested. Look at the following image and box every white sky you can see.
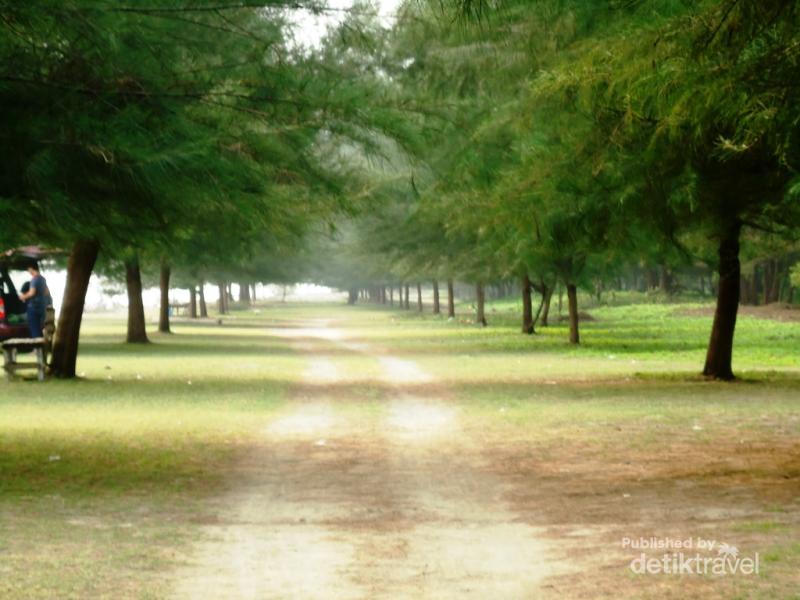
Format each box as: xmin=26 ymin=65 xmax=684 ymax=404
xmin=290 ymin=0 xmax=404 ymax=48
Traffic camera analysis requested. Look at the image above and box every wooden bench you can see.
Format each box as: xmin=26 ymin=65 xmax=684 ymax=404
xmin=3 ymin=306 xmax=55 ymax=382
xmin=3 ymin=338 xmax=47 ymax=381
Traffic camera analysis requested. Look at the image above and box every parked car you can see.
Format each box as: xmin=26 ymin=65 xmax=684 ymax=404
xmin=0 ymin=247 xmax=60 ymax=342
xmin=0 ymin=270 xmax=33 ymax=341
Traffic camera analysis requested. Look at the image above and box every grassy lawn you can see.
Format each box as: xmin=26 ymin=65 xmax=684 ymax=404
xmin=0 ymin=315 xmax=299 ymax=599
xmin=368 ymin=296 xmax=800 ymax=597
xmin=0 ymin=298 xmax=798 ymax=598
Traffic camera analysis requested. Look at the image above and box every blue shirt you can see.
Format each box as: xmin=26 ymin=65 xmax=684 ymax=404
xmin=29 ymin=274 xmax=47 ymax=311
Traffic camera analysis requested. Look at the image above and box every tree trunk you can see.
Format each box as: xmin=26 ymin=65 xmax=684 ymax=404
xmin=199 ymin=284 xmax=208 ymax=317
xmin=762 ymin=260 xmax=773 ymax=305
xmin=447 ymin=279 xmax=455 ymax=318
xmin=646 ymin=268 xmax=658 ymax=291
xmin=189 ymin=287 xmax=198 ymax=319
xmin=218 ymin=282 xmax=227 ymax=314
xmin=404 ymin=284 xmax=410 ymax=310
xmin=566 ymin=282 xmax=579 ymax=344
xmin=389 ymin=285 xmax=394 ymax=306
xmin=158 ymin=261 xmax=171 ymax=334
xmin=541 ymin=284 xmax=552 ymax=326
xmin=476 ymin=283 xmax=487 ymax=326
xmin=533 ymin=284 xmax=546 ymax=329
xmin=659 ymin=266 xmax=670 ymax=295
xmin=521 ymin=274 xmax=534 ymax=334
xmin=769 ymin=259 xmax=782 ymax=304
xmin=703 ymin=222 xmax=742 ymax=380
xmin=347 ymin=288 xmax=358 ymax=305
xmin=239 ymin=281 xmax=251 ymax=305
xmin=432 ymin=280 xmax=440 ymax=314
xmin=740 ymin=273 xmax=752 ymax=305
xmin=417 ymin=282 xmax=423 ymax=312
xmin=51 ymin=239 xmax=100 ymax=378
xmin=125 ymin=256 xmax=149 ymax=344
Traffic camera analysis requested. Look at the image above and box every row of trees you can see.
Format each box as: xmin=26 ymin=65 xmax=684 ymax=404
xmin=3 ymin=1 xmax=799 ymax=381
xmin=1 ymin=1 xmax=417 ymax=376
xmin=313 ymin=0 xmax=800 ymax=380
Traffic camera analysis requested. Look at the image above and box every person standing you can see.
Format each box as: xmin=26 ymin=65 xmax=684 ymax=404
xmin=18 ymin=262 xmax=48 ymax=338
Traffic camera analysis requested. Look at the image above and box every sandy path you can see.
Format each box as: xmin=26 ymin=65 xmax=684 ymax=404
xmin=171 ymin=320 xmax=562 ymax=599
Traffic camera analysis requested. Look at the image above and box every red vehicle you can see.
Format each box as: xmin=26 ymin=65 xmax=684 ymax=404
xmin=0 ymin=247 xmax=59 ymax=341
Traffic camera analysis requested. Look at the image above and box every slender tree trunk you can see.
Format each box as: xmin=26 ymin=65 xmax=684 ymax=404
xmin=703 ymin=222 xmax=742 ymax=380
xmin=740 ymin=273 xmax=752 ymax=305
xmin=646 ymin=268 xmax=658 ymax=291
xmin=158 ymin=261 xmax=171 ymax=334
xmin=447 ymin=279 xmax=455 ymax=318
xmin=239 ymin=281 xmax=251 ymax=305
xmin=417 ymin=282 xmax=423 ymax=312
xmin=659 ymin=266 xmax=670 ymax=295
xmin=533 ymin=285 xmax=545 ymax=329
xmin=763 ymin=259 xmax=782 ymax=305
xmin=769 ymin=259 xmax=782 ymax=303
xmin=199 ymin=284 xmax=208 ymax=317
xmin=557 ymin=285 xmax=563 ymax=316
xmin=404 ymin=284 xmax=410 ymax=310
xmin=125 ymin=256 xmax=148 ymax=344
xmin=476 ymin=283 xmax=487 ymax=326
xmin=189 ymin=287 xmax=198 ymax=319
xmin=566 ymin=283 xmax=579 ymax=344
xmin=541 ymin=284 xmax=552 ymax=326
xmin=51 ymin=240 xmax=99 ymax=378
xmin=218 ymin=282 xmax=227 ymax=314
xmin=432 ymin=280 xmax=440 ymax=314
xmin=252 ymin=283 xmax=258 ymax=303
xmin=389 ymin=285 xmax=394 ymax=306
xmin=521 ymin=274 xmax=534 ymax=334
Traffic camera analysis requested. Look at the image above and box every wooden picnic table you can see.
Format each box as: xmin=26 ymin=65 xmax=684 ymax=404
xmin=3 ymin=338 xmax=47 ymax=382
xmin=2 ymin=306 xmax=55 ymax=382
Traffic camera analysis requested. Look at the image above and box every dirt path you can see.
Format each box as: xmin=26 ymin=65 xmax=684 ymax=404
xmin=171 ymin=319 xmax=564 ymax=599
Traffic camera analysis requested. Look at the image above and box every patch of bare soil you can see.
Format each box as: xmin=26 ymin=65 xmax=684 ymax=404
xmin=679 ymin=302 xmax=800 ymax=322
xmin=476 ymin=430 xmax=800 ymax=598
xmin=171 ymin=324 xmax=570 ymax=599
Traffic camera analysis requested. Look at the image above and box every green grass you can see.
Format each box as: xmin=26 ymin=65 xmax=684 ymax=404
xmin=0 ymin=314 xmax=297 ymax=599
xmin=349 ymin=295 xmax=800 ymax=380
xmin=0 ymin=298 xmax=798 ymax=598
